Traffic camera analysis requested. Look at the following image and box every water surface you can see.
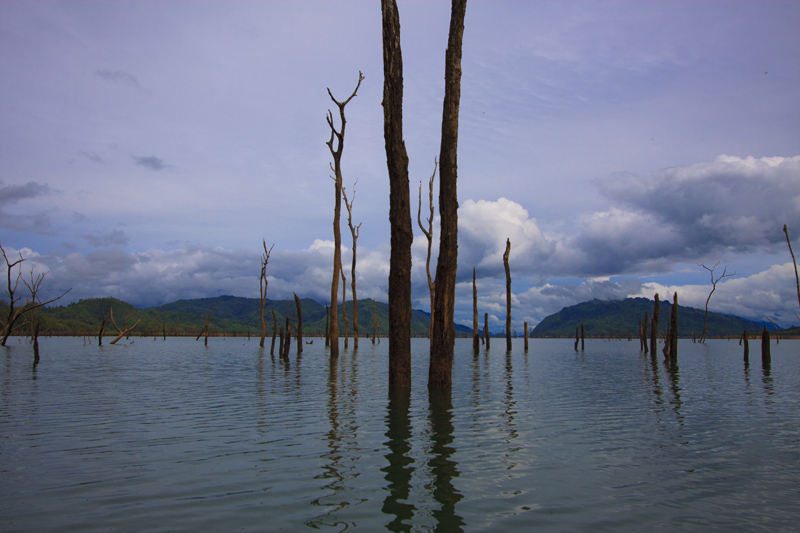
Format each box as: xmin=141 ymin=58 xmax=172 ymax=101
xmin=2 ymin=337 xmax=799 ymax=531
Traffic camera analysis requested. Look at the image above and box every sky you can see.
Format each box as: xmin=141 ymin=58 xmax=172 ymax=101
xmin=1 ymin=0 xmax=799 ymax=332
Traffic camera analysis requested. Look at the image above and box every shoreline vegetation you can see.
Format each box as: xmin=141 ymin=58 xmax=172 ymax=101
xmin=2 ymin=295 xmax=795 ymax=341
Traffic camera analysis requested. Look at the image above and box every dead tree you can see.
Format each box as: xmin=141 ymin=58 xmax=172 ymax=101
xmin=503 ymin=239 xmax=512 ymax=352
xmin=581 ymin=323 xmax=585 ymax=351
xmin=271 ymin=309 xmax=278 ymax=356
xmin=484 ymin=312 xmax=490 ymax=351
xmin=382 ymin=0 xmax=413 ymax=388
xmin=278 ymin=325 xmax=284 ymax=356
xmin=650 ymin=294 xmax=660 ymax=355
xmin=98 ymin=312 xmax=108 ymax=346
xmin=293 ymin=292 xmax=303 ymax=355
xmin=785 ymin=224 xmax=800 ymax=319
xmin=110 ymin=306 xmax=141 ymax=345
xmin=418 ymin=160 xmax=438 ymax=344
xmin=761 ymin=326 xmax=771 ymax=365
xmin=283 ymin=315 xmax=292 ymax=358
xmin=341 ymin=270 xmax=348 ymax=349
xmin=325 ymin=304 xmax=330 ymax=347
xmin=524 ymin=321 xmax=529 ymax=352
xmin=326 ymin=71 xmax=363 ymax=358
xmin=699 ymin=262 xmax=735 ymax=343
xmin=1 ymin=244 xmax=70 ymax=345
xmin=259 ymin=240 xmax=274 ymax=348
xmin=429 ymin=0 xmax=468 ymax=390
xmin=342 ymin=182 xmax=363 ymax=350
xmin=742 ymin=329 xmax=749 ymax=362
xmin=669 ymin=292 xmax=679 ymax=360
xmin=642 ymin=311 xmax=649 ymax=353
xmin=472 ymin=267 xmax=479 ymax=353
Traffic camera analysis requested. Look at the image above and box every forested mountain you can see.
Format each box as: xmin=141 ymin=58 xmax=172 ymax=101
xmin=532 ymin=297 xmax=773 ymax=338
xmin=6 ymin=295 xmax=472 ymax=338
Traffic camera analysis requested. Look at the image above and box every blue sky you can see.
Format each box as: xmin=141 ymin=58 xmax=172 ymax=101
xmin=1 ymin=0 xmax=799 ymax=330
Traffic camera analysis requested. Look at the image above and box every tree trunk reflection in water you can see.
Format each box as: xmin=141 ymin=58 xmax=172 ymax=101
xmin=309 ymin=351 xmax=360 ymax=529
xmin=382 ymin=387 xmax=416 ymax=531
xmin=427 ymin=391 xmax=465 ymax=532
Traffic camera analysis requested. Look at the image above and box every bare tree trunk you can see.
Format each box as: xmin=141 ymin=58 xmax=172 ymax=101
xmin=32 ymin=318 xmax=40 ymax=366
xmin=503 ymin=238 xmax=512 ymax=352
xmin=669 ymin=292 xmax=678 ymax=360
xmin=326 ymin=72 xmax=363 ymax=359
xmin=575 ymin=326 xmax=579 ymax=351
xmin=761 ymin=326 xmax=771 ymax=365
xmin=283 ymin=316 xmax=291 ymax=358
xmin=742 ymin=329 xmax=749 ymax=363
xmin=98 ymin=312 xmax=108 ymax=346
xmin=278 ymin=325 xmax=284 ymax=356
xmin=472 ymin=267 xmax=479 ymax=353
xmin=372 ymin=299 xmax=377 ymax=344
xmin=784 ymin=224 xmax=800 ymax=318
xmin=581 ymin=323 xmax=585 ymax=351
xmin=524 ymin=321 xmax=528 ymax=352
xmin=650 ymin=294 xmax=660 ymax=355
xmin=699 ymin=262 xmax=734 ymax=342
xmin=259 ymin=241 xmax=273 ymax=348
xmin=382 ymin=0 xmax=413 ymax=388
xmin=271 ymin=309 xmax=278 ymax=356
xmin=343 ymin=184 xmax=362 ymax=351
xmin=341 ymin=270 xmax=349 ymax=349
xmin=642 ymin=311 xmax=649 ymax=354
xmin=418 ymin=161 xmax=438 ymax=345
xmin=484 ymin=312 xmax=490 ymax=351
xmin=429 ymin=0 xmax=467 ymax=390
xmin=294 ymin=292 xmax=303 ymax=355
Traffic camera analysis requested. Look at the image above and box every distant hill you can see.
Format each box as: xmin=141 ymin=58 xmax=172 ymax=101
xmin=532 ymin=297 xmax=771 ymax=338
xmin=19 ymin=295 xmax=472 ymax=338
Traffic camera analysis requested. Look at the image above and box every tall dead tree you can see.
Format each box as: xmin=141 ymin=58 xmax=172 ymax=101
xmin=195 ymin=308 xmax=213 ymax=346
xmin=699 ymin=262 xmax=734 ymax=343
xmin=429 ymin=0 xmax=468 ymax=390
xmin=418 ymin=161 xmax=438 ymax=343
xmin=326 ymin=71 xmax=363 ymax=358
xmin=1 ymin=243 xmax=69 ymax=345
xmin=472 ymin=267 xmax=479 ymax=353
xmin=382 ymin=0 xmax=413 ymax=388
xmin=342 ymin=183 xmax=362 ymax=350
xmin=259 ymin=240 xmax=274 ymax=348
xmin=503 ymin=239 xmax=512 ymax=352
xmin=293 ymin=292 xmax=303 ymax=355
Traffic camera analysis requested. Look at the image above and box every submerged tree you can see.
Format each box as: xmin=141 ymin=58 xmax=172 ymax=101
xmin=382 ymin=0 xmax=414 ymax=388
xmin=418 ymin=160 xmax=438 ymax=344
xmin=294 ymin=292 xmax=303 ymax=355
xmin=699 ymin=262 xmax=734 ymax=343
xmin=503 ymin=238 xmax=512 ymax=352
xmin=259 ymin=240 xmax=274 ymax=348
xmin=342 ymin=183 xmax=362 ymax=350
xmin=326 ymin=71 xmax=364 ymax=358
xmin=1 ymin=243 xmax=70 ymax=346
xmin=110 ymin=306 xmax=141 ymax=345
xmin=472 ymin=267 xmax=479 ymax=353
xmin=429 ymin=0 xmax=468 ymax=390
xmin=341 ymin=270 xmax=348 ymax=349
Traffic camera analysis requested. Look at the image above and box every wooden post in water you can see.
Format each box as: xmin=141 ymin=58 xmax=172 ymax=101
xmin=524 ymin=321 xmax=529 ymax=352
xmin=472 ymin=267 xmax=479 ymax=354
xmin=742 ymin=329 xmax=749 ymax=363
xmin=278 ymin=326 xmax=284 ymax=355
xmin=283 ymin=316 xmax=292 ymax=358
xmin=575 ymin=326 xmax=580 ymax=351
xmin=761 ymin=326 xmax=771 ymax=366
xmin=669 ymin=292 xmax=678 ymax=360
xmin=294 ymin=292 xmax=303 ymax=355
xmin=581 ymin=323 xmax=585 ymax=351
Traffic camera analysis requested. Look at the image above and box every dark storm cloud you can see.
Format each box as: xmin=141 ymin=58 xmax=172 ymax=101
xmin=80 ymin=229 xmax=129 ymax=247
xmin=79 ymin=151 xmax=104 ymax=164
xmin=0 ymin=181 xmax=54 ymax=233
xmin=94 ymin=69 xmax=141 ymax=89
xmin=572 ymin=156 xmax=800 ymax=275
xmin=133 ymin=155 xmax=168 ymax=171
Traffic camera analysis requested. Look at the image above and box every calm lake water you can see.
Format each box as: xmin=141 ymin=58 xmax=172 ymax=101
xmin=2 ymin=336 xmax=799 ymax=532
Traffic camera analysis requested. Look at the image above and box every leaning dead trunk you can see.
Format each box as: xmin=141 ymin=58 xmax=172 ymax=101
xmin=110 ymin=307 xmax=141 ymax=345
xmin=503 ymin=238 xmax=512 ymax=352
xmin=429 ymin=0 xmax=468 ymax=390
xmin=382 ymin=0 xmax=413 ymax=388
